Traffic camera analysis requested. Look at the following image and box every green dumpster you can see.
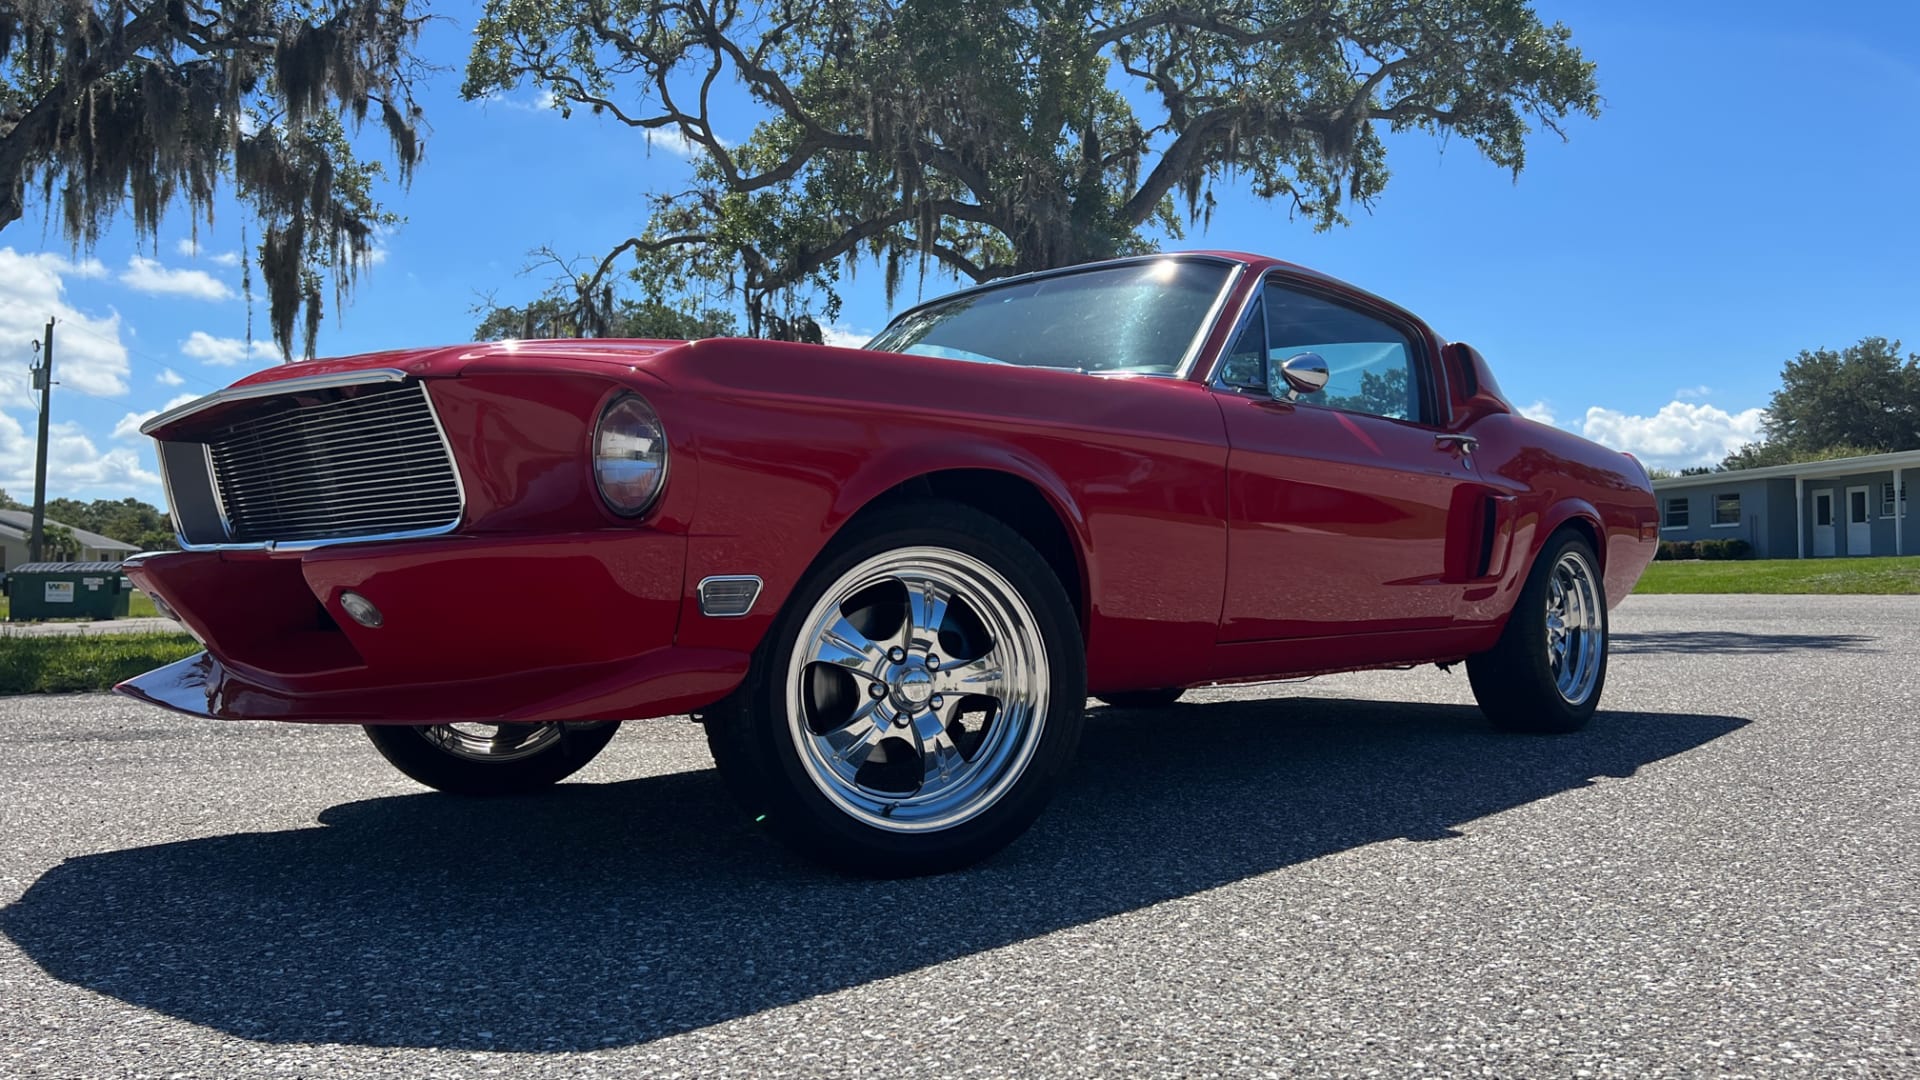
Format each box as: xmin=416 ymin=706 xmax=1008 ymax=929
xmin=3 ymin=562 xmax=134 ymax=621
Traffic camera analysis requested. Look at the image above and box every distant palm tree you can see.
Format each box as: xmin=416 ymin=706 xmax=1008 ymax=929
xmin=41 ymin=524 xmax=81 ymax=562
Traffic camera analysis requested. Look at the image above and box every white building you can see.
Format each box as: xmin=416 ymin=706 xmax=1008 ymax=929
xmin=0 ymin=509 xmax=142 ymax=570
xmin=1651 ymin=449 xmax=1915 ymax=559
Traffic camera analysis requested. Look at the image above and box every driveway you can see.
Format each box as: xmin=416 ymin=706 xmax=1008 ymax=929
xmin=1 ymin=594 xmax=1913 ymax=1077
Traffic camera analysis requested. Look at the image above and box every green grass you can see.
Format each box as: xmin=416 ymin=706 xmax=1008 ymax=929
xmin=0 ymin=591 xmax=161 ymax=621
xmin=1635 ymin=555 xmax=1920 ymax=594
xmin=0 ymin=631 xmax=201 ymax=695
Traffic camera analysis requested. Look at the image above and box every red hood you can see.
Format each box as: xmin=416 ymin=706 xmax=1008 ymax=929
xmin=226 ymin=338 xmax=696 ymax=388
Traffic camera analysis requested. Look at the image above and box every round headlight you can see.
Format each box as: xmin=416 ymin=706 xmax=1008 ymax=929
xmin=593 ymin=394 xmax=668 ymax=516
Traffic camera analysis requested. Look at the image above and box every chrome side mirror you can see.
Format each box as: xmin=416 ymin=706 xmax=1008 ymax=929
xmin=1269 ymin=351 xmax=1329 ymax=401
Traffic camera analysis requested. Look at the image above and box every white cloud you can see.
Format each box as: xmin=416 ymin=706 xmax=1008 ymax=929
xmin=820 ymin=322 xmax=873 ymax=349
xmin=1579 ymin=400 xmax=1766 ymax=470
xmin=0 ymin=410 xmax=160 ymax=495
xmin=0 ymin=247 xmax=131 ymax=399
xmin=1516 ymin=400 xmax=1557 ymax=425
xmin=120 ymin=255 xmax=233 ymax=301
xmin=1674 ymin=384 xmax=1713 ymax=401
xmin=647 ymin=128 xmax=702 ymax=157
xmin=156 ymin=367 xmax=185 ymax=387
xmin=480 ymin=88 xmax=560 ymax=113
xmin=113 ymin=393 xmax=199 ymax=441
xmin=176 ymin=237 xmax=244 ymax=267
xmin=181 ymin=330 xmax=276 ymax=366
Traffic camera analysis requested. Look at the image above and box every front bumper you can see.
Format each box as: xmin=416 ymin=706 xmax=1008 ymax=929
xmin=117 ymin=531 xmax=750 ymax=724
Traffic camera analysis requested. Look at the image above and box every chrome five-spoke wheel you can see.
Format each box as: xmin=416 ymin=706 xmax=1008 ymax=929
xmin=1467 ymin=529 xmax=1609 ymax=734
xmin=364 ymin=720 xmax=619 ymax=795
xmin=788 ymin=546 xmax=1049 ymax=833
xmin=1545 ymin=550 xmax=1603 ymax=706
xmin=703 ymin=499 xmax=1086 ymax=876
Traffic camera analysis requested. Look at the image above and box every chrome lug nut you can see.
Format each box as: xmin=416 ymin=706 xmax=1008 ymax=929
xmin=868 ymin=682 xmax=886 ymax=698
xmin=888 ymin=647 xmax=907 ymax=662
xmin=929 ymin=694 xmax=944 ymax=710
xmin=925 ymin=655 xmax=941 ymax=670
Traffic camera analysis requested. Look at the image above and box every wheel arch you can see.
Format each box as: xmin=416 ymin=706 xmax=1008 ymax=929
xmin=1537 ymin=498 xmax=1605 ymax=571
xmin=833 ymin=465 xmax=1091 ymax=633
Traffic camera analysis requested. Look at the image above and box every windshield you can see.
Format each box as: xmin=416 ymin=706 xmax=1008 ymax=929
xmin=866 ymin=259 xmax=1235 ymax=375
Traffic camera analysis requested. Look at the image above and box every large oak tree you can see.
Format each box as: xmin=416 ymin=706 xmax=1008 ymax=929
xmin=467 ymin=0 xmax=1599 ymax=338
xmin=1722 ymin=337 xmax=1920 ymax=470
xmin=0 ymin=0 xmax=427 ymax=357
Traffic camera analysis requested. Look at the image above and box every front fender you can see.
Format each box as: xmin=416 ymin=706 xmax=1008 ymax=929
xmin=824 ymin=439 xmax=1092 ymax=564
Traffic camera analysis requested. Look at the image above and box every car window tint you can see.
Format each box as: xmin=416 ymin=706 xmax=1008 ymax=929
xmin=1263 ymin=283 xmax=1417 ymax=422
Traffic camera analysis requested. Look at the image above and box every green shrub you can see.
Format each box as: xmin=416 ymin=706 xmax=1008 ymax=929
xmin=1693 ymin=539 xmax=1755 ymax=561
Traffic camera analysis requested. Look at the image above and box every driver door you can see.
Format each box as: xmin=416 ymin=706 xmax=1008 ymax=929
xmin=1212 ymin=279 xmax=1483 ymax=641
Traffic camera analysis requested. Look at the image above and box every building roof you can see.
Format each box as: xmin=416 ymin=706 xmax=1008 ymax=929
xmin=1652 ymin=449 xmax=1920 ymax=491
xmin=0 ymin=509 xmax=142 ymax=552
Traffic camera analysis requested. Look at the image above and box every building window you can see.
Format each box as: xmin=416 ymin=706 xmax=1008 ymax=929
xmin=1663 ymin=496 xmax=1689 ymax=529
xmin=1713 ymin=493 xmax=1741 ymax=527
xmin=1883 ymin=481 xmax=1907 ymax=518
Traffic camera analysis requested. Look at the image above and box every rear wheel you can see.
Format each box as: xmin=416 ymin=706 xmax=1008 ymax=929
xmin=1467 ymin=530 xmax=1608 ymax=733
xmin=363 ymin=721 xmax=620 ymax=795
xmin=1095 ymin=688 xmax=1185 ymax=710
xmin=705 ymin=499 xmax=1086 ymax=876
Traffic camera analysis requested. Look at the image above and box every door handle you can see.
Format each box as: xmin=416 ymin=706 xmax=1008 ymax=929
xmin=1435 ymin=434 xmax=1478 ymax=454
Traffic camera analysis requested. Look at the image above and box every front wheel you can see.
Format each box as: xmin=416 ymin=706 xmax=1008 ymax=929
xmin=1467 ymin=530 xmax=1608 ymax=733
xmin=705 ymin=499 xmax=1086 ymax=876
xmin=364 ymin=722 xmax=620 ymax=796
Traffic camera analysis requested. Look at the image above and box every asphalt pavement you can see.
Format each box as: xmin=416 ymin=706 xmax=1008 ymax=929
xmin=0 ymin=594 xmax=1914 ymax=1078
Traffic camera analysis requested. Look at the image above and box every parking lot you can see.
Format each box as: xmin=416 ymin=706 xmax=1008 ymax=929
xmin=1 ymin=594 xmax=1914 ymax=1078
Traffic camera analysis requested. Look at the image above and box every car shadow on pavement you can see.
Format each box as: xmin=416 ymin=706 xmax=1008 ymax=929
xmin=1611 ymin=630 xmax=1875 ymax=655
xmin=1 ymin=697 xmax=1744 ymax=1052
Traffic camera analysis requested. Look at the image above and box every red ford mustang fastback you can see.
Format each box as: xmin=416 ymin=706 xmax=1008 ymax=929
xmin=120 ymin=251 xmax=1657 ymax=874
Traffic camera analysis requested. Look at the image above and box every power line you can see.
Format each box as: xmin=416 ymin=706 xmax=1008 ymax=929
xmin=0 ymin=296 xmax=231 ymax=394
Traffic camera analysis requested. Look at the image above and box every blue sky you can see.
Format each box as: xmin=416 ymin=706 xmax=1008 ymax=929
xmin=2 ymin=0 xmax=1916 ymax=506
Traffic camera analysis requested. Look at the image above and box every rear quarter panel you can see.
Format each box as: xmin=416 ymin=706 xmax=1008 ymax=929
xmin=1465 ymin=413 xmax=1658 ymax=620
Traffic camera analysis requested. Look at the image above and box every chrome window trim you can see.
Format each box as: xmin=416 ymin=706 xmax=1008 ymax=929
xmin=870 ymin=253 xmax=1248 ymax=380
xmin=169 ymin=378 xmax=468 ymax=553
xmin=141 ymin=368 xmax=411 ymax=436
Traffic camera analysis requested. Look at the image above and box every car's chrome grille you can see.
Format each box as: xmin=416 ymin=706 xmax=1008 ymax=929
xmin=206 ymin=381 xmax=462 ymax=544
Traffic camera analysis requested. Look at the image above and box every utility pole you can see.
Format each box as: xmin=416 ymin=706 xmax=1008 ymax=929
xmin=28 ymin=318 xmax=53 ymax=563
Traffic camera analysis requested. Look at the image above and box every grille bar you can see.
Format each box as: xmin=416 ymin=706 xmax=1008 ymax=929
xmin=206 ymin=381 xmax=463 ymax=544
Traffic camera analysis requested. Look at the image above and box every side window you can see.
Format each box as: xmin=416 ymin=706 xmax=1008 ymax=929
xmin=1219 ymin=297 xmax=1267 ymax=390
xmin=1264 ymin=283 xmax=1419 ymax=422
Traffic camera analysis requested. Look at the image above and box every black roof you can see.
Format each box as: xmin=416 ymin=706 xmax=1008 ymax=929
xmin=7 ymin=562 xmax=127 ymax=574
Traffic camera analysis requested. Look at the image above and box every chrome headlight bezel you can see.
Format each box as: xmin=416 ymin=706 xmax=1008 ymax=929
xmin=592 ymin=392 xmax=669 ymax=517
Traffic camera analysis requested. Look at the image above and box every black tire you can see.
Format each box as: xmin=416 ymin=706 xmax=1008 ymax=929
xmin=1467 ymin=529 xmax=1608 ymax=733
xmin=704 ymin=498 xmax=1087 ymax=877
xmin=1095 ymin=688 xmax=1186 ymax=710
xmin=363 ymin=722 xmax=620 ymax=796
